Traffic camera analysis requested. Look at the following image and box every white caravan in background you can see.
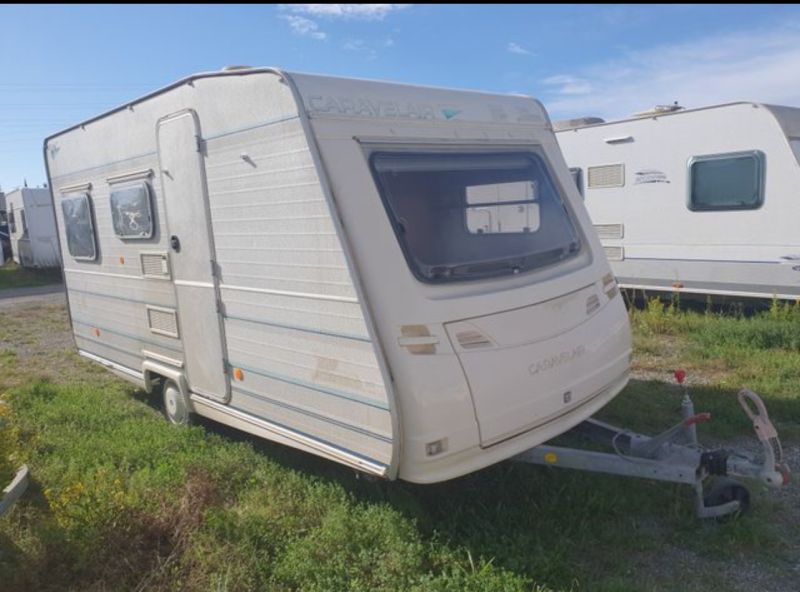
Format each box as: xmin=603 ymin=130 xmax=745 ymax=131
xmin=556 ymin=102 xmax=800 ymax=300
xmin=44 ymin=67 xmax=630 ymax=483
xmin=5 ymin=187 xmax=60 ymax=268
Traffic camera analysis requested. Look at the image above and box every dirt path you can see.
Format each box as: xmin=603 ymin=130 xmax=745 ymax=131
xmin=0 ymin=284 xmax=65 ymax=310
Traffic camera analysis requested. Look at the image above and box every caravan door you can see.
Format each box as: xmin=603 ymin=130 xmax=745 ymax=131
xmin=157 ymin=110 xmax=230 ymax=403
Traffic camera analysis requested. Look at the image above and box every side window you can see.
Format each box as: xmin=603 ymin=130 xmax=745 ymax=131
xmin=689 ymin=151 xmax=764 ymax=211
xmin=569 ymin=167 xmax=583 ymax=198
xmin=8 ymin=207 xmax=15 ymax=233
xmin=789 ymin=138 xmax=800 ymax=166
xmin=19 ymin=209 xmax=27 ymax=234
xmin=109 ymin=182 xmax=154 ymax=239
xmin=61 ymin=193 xmax=98 ymax=260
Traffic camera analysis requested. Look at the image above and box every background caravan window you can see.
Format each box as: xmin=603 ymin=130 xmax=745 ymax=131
xmin=8 ymin=207 xmax=15 ymax=234
xmin=61 ymin=193 xmax=97 ymax=260
xmin=110 ymin=182 xmax=154 ymax=239
xmin=688 ymin=151 xmax=765 ymax=211
xmin=569 ymin=167 xmax=583 ymax=197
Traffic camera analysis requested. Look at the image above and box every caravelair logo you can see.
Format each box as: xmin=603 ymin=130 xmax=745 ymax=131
xmin=528 ymin=345 xmax=586 ymax=376
xmin=307 ymin=95 xmax=461 ymax=121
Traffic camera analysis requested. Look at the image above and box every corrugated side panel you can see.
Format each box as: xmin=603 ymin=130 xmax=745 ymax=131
xmin=205 ymin=116 xmax=393 ymax=469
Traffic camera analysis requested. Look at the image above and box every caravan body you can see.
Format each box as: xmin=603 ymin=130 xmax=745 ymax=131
xmin=45 ymin=68 xmax=630 ymax=483
xmin=556 ymin=102 xmax=800 ymax=300
xmin=5 ymin=187 xmax=60 ymax=268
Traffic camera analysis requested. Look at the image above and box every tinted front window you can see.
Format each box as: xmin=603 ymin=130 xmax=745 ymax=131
xmin=689 ymin=152 xmax=764 ymax=211
xmin=371 ymin=152 xmax=581 ymax=283
xmin=61 ymin=194 xmax=97 ymax=260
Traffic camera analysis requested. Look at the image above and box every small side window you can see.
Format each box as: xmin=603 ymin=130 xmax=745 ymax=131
xmin=8 ymin=207 xmax=15 ymax=234
xmin=110 ymin=182 xmax=154 ymax=239
xmin=61 ymin=193 xmax=97 ymax=260
xmin=569 ymin=167 xmax=583 ymax=198
xmin=19 ymin=209 xmax=27 ymax=234
xmin=789 ymin=138 xmax=800 ymax=166
xmin=689 ymin=151 xmax=764 ymax=211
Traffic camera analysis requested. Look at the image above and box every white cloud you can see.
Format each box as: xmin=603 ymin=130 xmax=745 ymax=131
xmin=542 ymin=74 xmax=593 ymax=96
xmin=281 ymin=4 xmax=411 ymax=20
xmin=507 ymin=42 xmax=531 ymax=56
xmin=344 ymin=39 xmax=378 ymax=59
xmin=539 ymin=22 xmax=800 ymax=121
xmin=281 ymin=15 xmax=327 ymax=40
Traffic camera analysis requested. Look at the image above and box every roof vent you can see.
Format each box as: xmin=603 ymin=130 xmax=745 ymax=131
xmin=222 ymin=65 xmax=252 ymax=71
xmin=632 ymin=102 xmax=684 ymax=118
xmin=553 ymin=117 xmax=605 ymax=131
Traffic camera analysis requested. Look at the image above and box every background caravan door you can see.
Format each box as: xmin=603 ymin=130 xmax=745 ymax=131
xmin=157 ymin=110 xmax=230 ymax=403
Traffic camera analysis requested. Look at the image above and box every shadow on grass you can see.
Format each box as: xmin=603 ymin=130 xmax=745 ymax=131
xmin=168 ymin=377 xmax=796 ymax=588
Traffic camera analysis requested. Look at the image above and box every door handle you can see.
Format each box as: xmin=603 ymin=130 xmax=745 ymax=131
xmin=170 ymin=235 xmax=181 ymax=252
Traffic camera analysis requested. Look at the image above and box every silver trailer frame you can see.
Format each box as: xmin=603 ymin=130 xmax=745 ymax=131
xmin=517 ymin=379 xmax=790 ymax=518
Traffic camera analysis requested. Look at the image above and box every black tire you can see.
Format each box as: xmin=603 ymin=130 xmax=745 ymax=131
xmin=703 ymin=477 xmax=751 ymax=517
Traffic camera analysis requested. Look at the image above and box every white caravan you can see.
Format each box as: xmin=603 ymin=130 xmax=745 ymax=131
xmin=555 ymin=102 xmax=800 ymax=300
xmin=44 ymin=68 xmax=630 ymax=483
xmin=5 ymin=187 xmax=60 ymax=268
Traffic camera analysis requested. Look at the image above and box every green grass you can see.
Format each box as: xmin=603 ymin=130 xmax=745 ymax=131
xmin=624 ymin=297 xmax=800 ymax=440
xmin=0 ymin=300 xmax=798 ymax=591
xmin=0 ymin=261 xmax=62 ymax=290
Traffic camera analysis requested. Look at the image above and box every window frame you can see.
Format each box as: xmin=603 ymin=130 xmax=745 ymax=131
xmin=61 ymin=192 xmax=98 ymax=261
xmin=109 ymin=181 xmax=155 ymax=240
xmin=687 ymin=150 xmax=765 ymax=212
xmin=367 ymin=148 xmax=584 ymax=285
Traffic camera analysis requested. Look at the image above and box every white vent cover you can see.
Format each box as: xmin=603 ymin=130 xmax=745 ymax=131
xmin=147 ymin=306 xmax=179 ymax=338
xmin=594 ymin=223 xmax=625 ymax=240
xmin=140 ymin=252 xmax=171 ymax=279
xmin=603 ymin=246 xmax=625 ymax=261
xmin=588 ymin=164 xmax=625 ymax=188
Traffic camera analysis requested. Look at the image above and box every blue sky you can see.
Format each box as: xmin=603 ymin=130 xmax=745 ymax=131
xmin=2 ymin=3 xmax=800 ymax=191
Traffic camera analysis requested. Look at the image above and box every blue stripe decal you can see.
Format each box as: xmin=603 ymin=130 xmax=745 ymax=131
xmin=51 ymin=150 xmax=158 ymax=181
xmin=227 ymin=403 xmax=388 ymax=469
xmin=75 ymin=333 xmax=144 ymax=359
xmin=203 ymin=114 xmax=299 ymax=141
xmin=233 ymin=385 xmax=392 ymax=443
xmin=72 ymin=318 xmax=183 ymax=354
xmin=224 ymin=314 xmax=371 ymax=343
xmin=625 ymin=256 xmax=782 ymax=265
xmin=70 ymin=287 xmax=172 ymax=307
xmin=230 ymin=362 xmax=389 ymax=411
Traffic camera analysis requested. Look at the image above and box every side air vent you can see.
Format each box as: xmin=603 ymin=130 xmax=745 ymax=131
xmin=140 ymin=252 xmax=171 ymax=279
xmin=456 ymin=329 xmax=493 ymax=349
xmin=594 ymin=223 xmax=624 ymax=240
xmin=588 ymin=164 xmax=625 ymax=188
xmin=147 ymin=306 xmax=180 ymax=338
xmin=603 ymin=246 xmax=625 ymax=261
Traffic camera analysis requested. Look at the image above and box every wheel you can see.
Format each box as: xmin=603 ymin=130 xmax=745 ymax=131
xmin=703 ymin=477 xmax=751 ymax=516
xmin=162 ymin=379 xmax=192 ymax=426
